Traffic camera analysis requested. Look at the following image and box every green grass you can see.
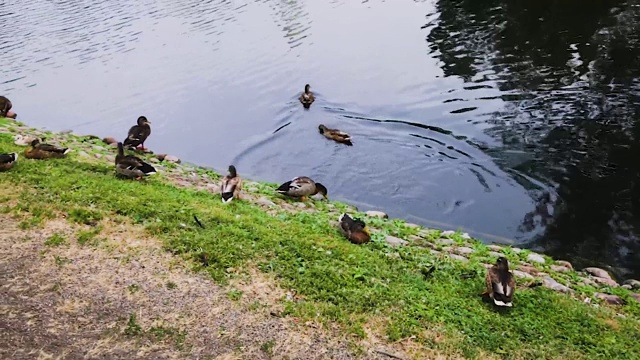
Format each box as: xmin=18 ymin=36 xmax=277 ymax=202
xmin=1 ymin=130 xmax=640 ymax=359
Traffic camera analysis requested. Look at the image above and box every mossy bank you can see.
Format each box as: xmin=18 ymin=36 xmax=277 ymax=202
xmin=1 ymin=117 xmax=640 ymax=360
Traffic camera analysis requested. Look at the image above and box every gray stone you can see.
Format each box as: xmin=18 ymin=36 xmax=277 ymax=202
xmin=454 ymin=246 xmax=474 ymax=255
xmin=488 ymin=245 xmax=503 ymax=252
xmin=623 ymin=279 xmax=640 ymax=290
xmin=441 ymin=230 xmax=455 ymax=237
xmin=622 ymin=284 xmax=633 ymax=290
xmin=365 ymin=210 xmax=388 ymax=219
xmin=488 ymin=251 xmax=503 ymax=258
xmin=579 ymin=277 xmax=596 ymax=286
xmin=527 ymin=253 xmax=546 ymax=264
xmin=513 ymin=270 xmax=534 ymax=280
xmin=448 ymin=254 xmax=468 ymax=262
xmin=542 ymin=276 xmax=572 ymax=293
xmin=385 ymin=236 xmax=408 ymax=247
xmin=556 ymin=260 xmax=573 ymax=270
xmin=583 ymin=267 xmax=614 ymax=281
xmin=550 ymin=265 xmax=571 ymax=273
xmin=247 ymin=187 xmax=258 ymax=193
xmin=437 ymin=238 xmax=454 ymax=246
xmin=593 ymin=293 xmax=625 ymax=305
xmin=165 ymin=155 xmax=181 ymax=163
xmin=482 ymin=263 xmax=493 ymax=269
xmin=417 ymin=229 xmax=432 ymax=238
xmin=442 ymin=246 xmax=452 ymax=253
xmin=461 ymin=232 xmax=471 ymax=240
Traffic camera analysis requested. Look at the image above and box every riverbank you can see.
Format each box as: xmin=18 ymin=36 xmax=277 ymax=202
xmin=1 ymin=117 xmax=640 ymax=359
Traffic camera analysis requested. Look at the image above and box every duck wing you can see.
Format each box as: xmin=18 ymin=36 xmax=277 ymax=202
xmin=37 ymin=143 xmax=69 ymax=154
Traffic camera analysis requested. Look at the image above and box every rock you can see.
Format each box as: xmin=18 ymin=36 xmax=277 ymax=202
xmin=77 ymin=151 xmax=89 ymax=158
xmin=247 ymin=187 xmax=258 ymax=193
xmin=92 ymin=145 xmax=105 ymax=151
xmin=417 ymin=230 xmax=432 ymax=238
xmin=441 ymin=230 xmax=455 ymax=237
xmin=295 ymin=203 xmax=307 ymax=209
xmin=556 ymin=260 xmax=573 ymax=270
xmin=442 ymin=246 xmax=452 ymax=253
xmin=512 ymin=270 xmax=534 ymax=280
xmin=488 ymin=245 xmax=503 ymax=252
xmin=511 ymin=247 xmax=523 ymax=253
xmin=165 ymin=155 xmax=181 ymax=163
xmin=448 ymin=254 xmax=468 ymax=262
xmin=622 ymin=285 xmax=633 ymax=290
xmin=592 ymin=276 xmax=619 ymax=287
xmin=408 ymin=235 xmax=422 ymax=242
xmin=206 ymin=183 xmax=220 ymax=193
xmin=437 ymin=238 xmax=454 ymax=246
xmin=623 ymin=279 xmax=640 ymax=290
xmin=149 ymin=157 xmax=159 ymax=163
xmin=631 ymin=294 xmax=640 ymax=303
xmin=550 ymin=265 xmax=571 ymax=273
xmin=488 ymin=251 xmax=503 ymax=258
xmin=579 ymin=277 xmax=596 ymax=286
xmin=430 ymin=249 xmax=441 ymax=256
xmin=94 ymin=153 xmax=102 ymax=159
xmin=542 ymin=276 xmax=572 ymax=293
xmin=518 ymin=265 xmax=541 ymax=276
xmin=365 ymin=210 xmax=387 ymax=219
xmin=102 ymin=137 xmax=117 ymax=145
xmin=461 ymin=233 xmax=471 ymax=240
xmin=454 ymin=246 xmax=474 ymax=255
xmin=583 ymin=267 xmax=614 ymax=281
xmin=105 ymin=155 xmax=115 ymax=162
xmin=156 ymin=154 xmax=167 ymax=161
xmin=385 ymin=236 xmax=408 ymax=247
xmin=109 ymin=142 xmax=118 ymax=148
xmin=593 ymin=293 xmax=625 ymax=305
xmin=527 ymin=253 xmax=546 ymax=264
xmin=405 ymin=223 xmax=420 ymax=229
xmin=255 ymin=196 xmax=276 ymax=208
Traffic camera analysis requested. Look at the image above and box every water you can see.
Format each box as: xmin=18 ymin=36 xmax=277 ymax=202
xmin=2 ymin=0 xmax=640 ymax=279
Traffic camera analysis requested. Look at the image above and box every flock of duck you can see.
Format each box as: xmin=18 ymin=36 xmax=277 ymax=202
xmin=0 ymin=88 xmax=515 ymax=308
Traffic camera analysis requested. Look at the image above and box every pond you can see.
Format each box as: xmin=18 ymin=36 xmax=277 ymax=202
xmin=2 ymin=0 xmax=640 ymax=279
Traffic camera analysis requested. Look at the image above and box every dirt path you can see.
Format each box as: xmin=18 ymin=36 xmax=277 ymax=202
xmin=0 ymin=215 xmax=427 ymax=360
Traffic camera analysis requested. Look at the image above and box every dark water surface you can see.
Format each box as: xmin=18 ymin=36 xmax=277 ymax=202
xmin=2 ymin=0 xmax=640 ymax=278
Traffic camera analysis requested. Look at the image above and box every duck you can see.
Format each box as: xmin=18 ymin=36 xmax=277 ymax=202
xmin=123 ymin=116 xmax=152 ymax=150
xmin=338 ymin=213 xmax=371 ymax=244
xmin=0 ymin=152 xmax=18 ymax=171
xmin=275 ymin=176 xmax=328 ymax=201
xmin=220 ymin=165 xmax=242 ymax=203
xmin=115 ymin=142 xmax=157 ymax=179
xmin=298 ymin=84 xmax=315 ymax=108
xmin=319 ymin=124 xmax=353 ymax=146
xmin=24 ymin=139 xmax=70 ymax=159
xmin=483 ymin=256 xmax=515 ymax=307
xmin=0 ymin=95 xmax=17 ymax=119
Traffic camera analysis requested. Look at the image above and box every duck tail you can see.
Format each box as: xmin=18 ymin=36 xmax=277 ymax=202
xmin=276 ymin=181 xmax=292 ymax=193
xmin=139 ymin=162 xmax=157 ymax=175
xmin=117 ymin=142 xmax=125 ymax=157
xmin=221 ymin=192 xmax=234 ymax=203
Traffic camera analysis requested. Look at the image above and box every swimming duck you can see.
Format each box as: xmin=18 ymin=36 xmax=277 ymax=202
xmin=123 ymin=116 xmax=152 ymax=150
xmin=483 ymin=257 xmax=515 ymax=307
xmin=0 ymin=152 xmax=18 ymax=171
xmin=276 ymin=176 xmax=328 ymax=201
xmin=220 ymin=165 xmax=242 ymax=203
xmin=298 ymin=84 xmax=315 ymax=108
xmin=0 ymin=96 xmax=17 ymax=119
xmin=115 ymin=142 xmax=157 ymax=179
xmin=24 ymin=139 xmax=70 ymax=159
xmin=338 ymin=213 xmax=371 ymax=244
xmin=319 ymin=124 xmax=353 ymax=146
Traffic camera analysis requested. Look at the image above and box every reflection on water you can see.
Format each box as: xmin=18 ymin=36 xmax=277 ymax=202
xmin=2 ymin=0 xmax=640 ymax=278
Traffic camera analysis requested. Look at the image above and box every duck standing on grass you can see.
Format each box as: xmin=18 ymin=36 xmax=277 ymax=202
xmin=0 ymin=96 xmax=17 ymax=119
xmin=483 ymin=257 xmax=515 ymax=307
xmin=220 ymin=165 xmax=242 ymax=203
xmin=115 ymin=142 xmax=156 ymax=180
xmin=123 ymin=116 xmax=152 ymax=151
xmin=276 ymin=176 xmax=328 ymax=201
xmin=298 ymin=84 xmax=315 ymax=109
xmin=338 ymin=213 xmax=370 ymax=244
xmin=319 ymin=124 xmax=352 ymax=146
xmin=24 ymin=139 xmax=70 ymax=159
xmin=0 ymin=152 xmax=18 ymax=171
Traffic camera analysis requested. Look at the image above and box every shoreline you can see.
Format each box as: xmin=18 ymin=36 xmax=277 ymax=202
xmin=2 ymin=116 xmax=640 ymax=359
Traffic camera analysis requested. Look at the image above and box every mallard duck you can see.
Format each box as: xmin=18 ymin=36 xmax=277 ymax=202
xmin=123 ymin=116 xmax=152 ymax=150
xmin=0 ymin=95 xmax=17 ymax=119
xmin=0 ymin=152 xmax=18 ymax=171
xmin=298 ymin=84 xmax=315 ymax=108
xmin=319 ymin=124 xmax=353 ymax=146
xmin=483 ymin=257 xmax=515 ymax=307
xmin=24 ymin=139 xmax=70 ymax=159
xmin=276 ymin=176 xmax=328 ymax=201
xmin=115 ymin=142 xmax=157 ymax=179
xmin=338 ymin=213 xmax=370 ymax=244
xmin=220 ymin=165 xmax=242 ymax=203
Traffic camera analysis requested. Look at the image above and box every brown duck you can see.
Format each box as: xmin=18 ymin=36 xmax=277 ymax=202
xmin=338 ymin=213 xmax=371 ymax=244
xmin=275 ymin=176 xmax=328 ymax=201
xmin=298 ymin=84 xmax=315 ymax=108
xmin=319 ymin=124 xmax=352 ymax=146
xmin=24 ymin=139 xmax=70 ymax=159
xmin=0 ymin=152 xmax=18 ymax=171
xmin=123 ymin=116 xmax=152 ymax=150
xmin=220 ymin=165 xmax=243 ymax=203
xmin=483 ymin=257 xmax=515 ymax=307
xmin=0 ymin=96 xmax=17 ymax=119
xmin=115 ymin=142 xmax=157 ymax=180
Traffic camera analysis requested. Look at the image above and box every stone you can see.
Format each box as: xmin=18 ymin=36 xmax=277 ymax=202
xmin=512 ymin=270 xmax=534 ymax=280
xmin=623 ymin=279 xmax=640 ymax=290
xmin=206 ymin=183 xmax=220 ymax=193
xmin=109 ymin=142 xmax=118 ymax=148
xmin=488 ymin=251 xmax=503 ymax=258
xmin=511 ymin=247 xmax=523 ymax=253
xmin=255 ymin=196 xmax=276 ymax=208
xmin=385 ymin=236 xmax=408 ymax=247
xmin=92 ymin=145 xmax=105 ymax=151
xmin=94 ymin=153 xmax=102 ymax=159
xmin=631 ymin=294 xmax=640 ymax=303
xmin=156 ymin=154 xmax=167 ymax=161
xmin=518 ymin=265 xmax=541 ymax=276
xmin=454 ymin=246 xmax=474 ymax=255
xmin=295 ymin=203 xmax=307 ymax=209
xmin=579 ymin=277 xmax=596 ymax=286
xmin=417 ymin=230 xmax=432 ymax=238
xmin=622 ymin=285 xmax=633 ymax=290
xmin=556 ymin=260 xmax=573 ymax=270
xmin=550 ymin=265 xmax=571 ymax=273
xmin=408 ymin=235 xmax=422 ymax=242
xmin=437 ymin=238 xmax=454 ymax=246
xmin=102 ymin=136 xmax=117 ymax=145
xmin=77 ymin=151 xmax=89 ymax=157
xmin=365 ymin=210 xmax=388 ymax=219
xmin=405 ymin=223 xmax=420 ymax=229
xmin=593 ymin=293 xmax=625 ymax=305
xmin=583 ymin=267 xmax=614 ymax=281
xmin=105 ymin=155 xmax=115 ymax=162
xmin=441 ymin=230 xmax=455 ymax=237
xmin=165 ymin=155 xmax=181 ymax=163
xmin=542 ymin=276 xmax=572 ymax=293
xmin=592 ymin=276 xmax=619 ymax=287
xmin=461 ymin=232 xmax=471 ymax=240
xmin=149 ymin=157 xmax=160 ymax=163
xmin=448 ymin=254 xmax=468 ymax=262
xmin=488 ymin=245 xmax=503 ymax=252
xmin=527 ymin=253 xmax=546 ymax=264
xmin=430 ymin=249 xmax=441 ymax=256
xmin=442 ymin=246 xmax=452 ymax=253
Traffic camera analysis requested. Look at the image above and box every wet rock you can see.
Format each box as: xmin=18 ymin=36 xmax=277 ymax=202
xmin=592 ymin=276 xmax=619 ymax=287
xmin=441 ymin=230 xmax=455 ymax=237
xmin=513 ymin=270 xmax=534 ymax=280
xmin=448 ymin=254 xmax=468 ymax=262
xmin=527 ymin=253 xmax=546 ymax=264
xmin=550 ymin=265 xmax=571 ymax=273
xmin=623 ymin=279 xmax=640 ymax=290
xmin=488 ymin=251 xmax=503 ymax=258
xmin=454 ymin=246 xmax=474 ymax=255
xmin=583 ymin=267 xmax=614 ymax=281
xmin=102 ymin=136 xmax=117 ymax=145
xmin=385 ymin=236 xmax=408 ymax=247
xmin=437 ymin=238 xmax=454 ymax=246
xmin=594 ymin=293 xmax=625 ymax=305
xmin=165 ymin=155 xmax=181 ymax=163
xmin=542 ymin=276 xmax=572 ymax=293
xmin=488 ymin=245 xmax=503 ymax=252
xmin=556 ymin=260 xmax=573 ymax=270
xmin=365 ymin=210 xmax=387 ymax=219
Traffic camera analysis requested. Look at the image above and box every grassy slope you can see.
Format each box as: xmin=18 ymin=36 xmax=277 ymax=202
xmin=1 ymin=121 xmax=639 ymax=359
